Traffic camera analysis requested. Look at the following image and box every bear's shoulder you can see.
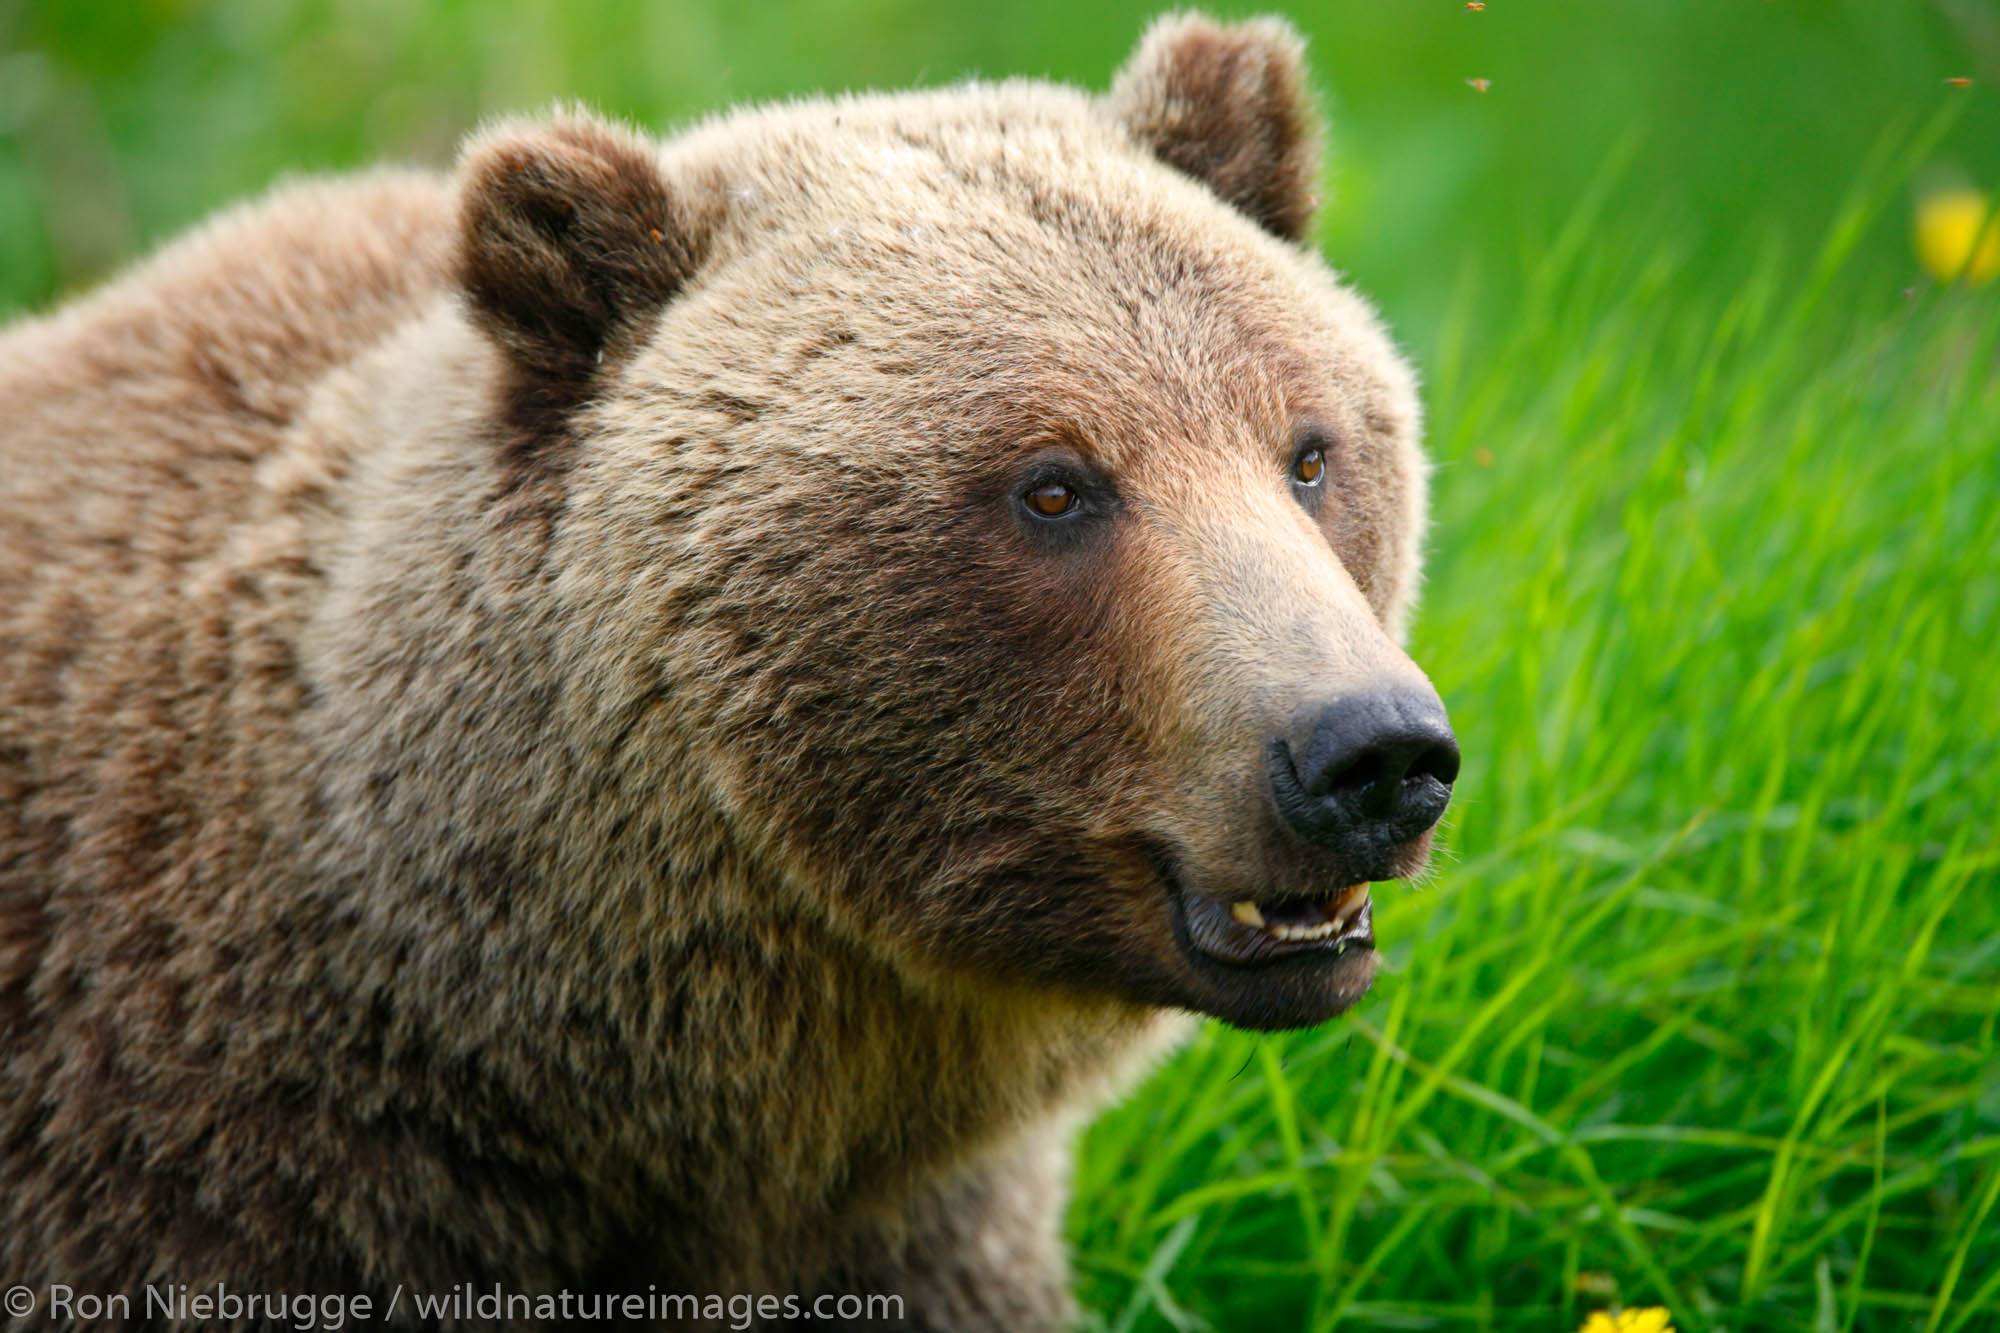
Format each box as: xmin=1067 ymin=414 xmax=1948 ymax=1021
xmin=0 ymin=168 xmax=455 ymax=455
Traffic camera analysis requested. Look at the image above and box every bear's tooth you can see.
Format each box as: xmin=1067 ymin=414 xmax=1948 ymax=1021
xmin=1231 ymin=900 xmax=1266 ymax=929
xmin=1330 ymin=883 xmax=1370 ymax=929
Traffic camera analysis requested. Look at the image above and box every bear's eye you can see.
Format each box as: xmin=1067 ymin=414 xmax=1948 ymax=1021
xmin=1293 ymin=446 xmax=1326 ymax=486
xmin=1024 ymin=482 xmax=1080 ymax=518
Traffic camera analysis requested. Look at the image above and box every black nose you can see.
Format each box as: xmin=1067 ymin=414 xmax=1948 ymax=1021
xmin=1271 ymin=691 xmax=1460 ymax=852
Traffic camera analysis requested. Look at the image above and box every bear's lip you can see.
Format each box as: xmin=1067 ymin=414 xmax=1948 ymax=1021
xmin=1178 ymin=882 xmax=1374 ymax=966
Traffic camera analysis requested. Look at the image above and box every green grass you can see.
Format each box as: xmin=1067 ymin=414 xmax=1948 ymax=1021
xmin=4 ymin=4 xmax=1998 ymax=1331
xmin=1068 ymin=127 xmax=2000 ymax=1333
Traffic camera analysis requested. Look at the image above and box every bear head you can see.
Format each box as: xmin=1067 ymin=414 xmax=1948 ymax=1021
xmin=422 ymin=15 xmax=1454 ymax=1032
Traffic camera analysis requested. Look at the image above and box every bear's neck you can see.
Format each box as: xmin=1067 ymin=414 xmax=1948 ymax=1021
xmin=307 ymin=849 xmax=1178 ymax=1288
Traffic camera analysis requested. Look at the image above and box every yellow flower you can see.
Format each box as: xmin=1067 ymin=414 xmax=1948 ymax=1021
xmin=1578 ymin=1308 xmax=1675 ymax=1333
xmin=1914 ymin=187 xmax=2000 ymax=285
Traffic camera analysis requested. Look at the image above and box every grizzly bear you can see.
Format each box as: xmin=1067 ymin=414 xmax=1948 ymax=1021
xmin=0 ymin=13 xmax=1457 ymax=1330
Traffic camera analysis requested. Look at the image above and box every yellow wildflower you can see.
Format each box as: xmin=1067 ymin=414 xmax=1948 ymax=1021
xmin=1578 ymin=1308 xmax=1675 ymax=1333
xmin=1914 ymin=187 xmax=2000 ymax=286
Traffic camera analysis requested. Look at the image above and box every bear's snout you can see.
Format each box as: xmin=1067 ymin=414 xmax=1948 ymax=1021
xmin=1269 ymin=688 xmax=1459 ymax=870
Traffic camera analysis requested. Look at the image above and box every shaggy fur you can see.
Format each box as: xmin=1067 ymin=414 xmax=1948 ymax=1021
xmin=0 ymin=14 xmax=1437 ymax=1329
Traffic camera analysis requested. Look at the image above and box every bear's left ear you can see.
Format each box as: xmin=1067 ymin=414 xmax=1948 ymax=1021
xmin=1106 ymin=13 xmax=1323 ymax=243
xmin=456 ymin=112 xmax=702 ymax=462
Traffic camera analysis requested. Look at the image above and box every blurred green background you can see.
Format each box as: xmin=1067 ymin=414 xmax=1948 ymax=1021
xmin=4 ymin=0 xmax=1998 ymax=331
xmin=4 ymin=3 xmax=1997 ymax=1332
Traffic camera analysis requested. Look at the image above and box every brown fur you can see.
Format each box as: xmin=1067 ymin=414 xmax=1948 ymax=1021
xmin=0 ymin=15 xmax=1436 ymax=1329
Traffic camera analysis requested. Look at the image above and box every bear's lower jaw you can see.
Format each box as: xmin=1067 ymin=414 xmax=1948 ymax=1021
xmin=1144 ymin=854 xmax=1382 ymax=1031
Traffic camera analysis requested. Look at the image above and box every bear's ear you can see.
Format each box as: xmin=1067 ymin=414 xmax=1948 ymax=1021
xmin=1106 ymin=13 xmax=1323 ymax=243
xmin=455 ymin=112 xmax=700 ymax=461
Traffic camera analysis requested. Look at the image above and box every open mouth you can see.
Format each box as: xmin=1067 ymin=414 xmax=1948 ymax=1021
xmin=1180 ymin=881 xmax=1374 ymax=966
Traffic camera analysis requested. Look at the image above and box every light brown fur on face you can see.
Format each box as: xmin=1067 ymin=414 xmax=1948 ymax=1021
xmin=0 ymin=14 xmax=1444 ymax=1328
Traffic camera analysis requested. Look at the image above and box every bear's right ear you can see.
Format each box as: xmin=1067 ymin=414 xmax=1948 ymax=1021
xmin=1106 ymin=13 xmax=1323 ymax=243
xmin=455 ymin=112 xmax=701 ymax=464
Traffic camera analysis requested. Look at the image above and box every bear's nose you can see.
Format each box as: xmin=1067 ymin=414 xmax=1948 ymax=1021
xmin=1270 ymin=690 xmax=1460 ymax=854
